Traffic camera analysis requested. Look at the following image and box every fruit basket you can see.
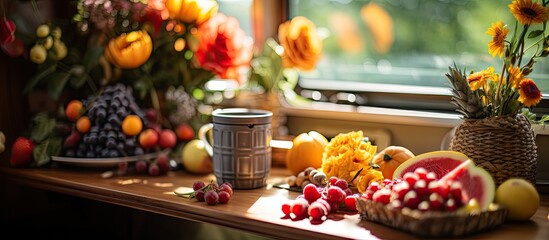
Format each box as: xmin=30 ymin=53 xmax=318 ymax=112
xmin=356 ymin=197 xmax=508 ymax=237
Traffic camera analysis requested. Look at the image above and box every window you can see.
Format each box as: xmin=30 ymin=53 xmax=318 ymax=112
xmin=288 ymin=0 xmax=549 ymax=114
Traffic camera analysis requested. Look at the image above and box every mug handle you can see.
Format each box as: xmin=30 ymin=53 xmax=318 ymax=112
xmin=198 ymin=123 xmax=214 ymax=157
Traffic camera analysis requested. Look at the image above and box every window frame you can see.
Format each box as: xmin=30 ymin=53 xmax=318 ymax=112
xmin=255 ymin=0 xmax=549 ymax=118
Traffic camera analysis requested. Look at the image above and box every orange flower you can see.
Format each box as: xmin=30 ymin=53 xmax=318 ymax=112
xmin=509 ymin=0 xmax=549 ymax=26
xmin=104 ymin=30 xmax=153 ymax=69
xmin=165 ymin=0 xmax=218 ymax=25
xmin=467 ymin=67 xmax=497 ymax=91
xmin=518 ymin=78 xmax=542 ymax=107
xmin=508 ymin=65 xmax=524 ymax=88
xmin=486 ymin=21 xmax=509 ymax=58
xmin=278 ymin=16 xmax=323 ymax=71
xmin=194 ymin=14 xmax=253 ymax=83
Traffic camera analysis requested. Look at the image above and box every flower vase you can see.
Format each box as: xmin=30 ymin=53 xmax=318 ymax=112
xmin=449 ymin=114 xmax=537 ymax=186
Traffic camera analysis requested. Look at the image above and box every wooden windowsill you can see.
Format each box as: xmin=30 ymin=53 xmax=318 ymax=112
xmin=1 ymin=165 xmax=548 ymax=240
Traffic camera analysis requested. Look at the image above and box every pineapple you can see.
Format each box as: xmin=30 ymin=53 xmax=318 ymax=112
xmin=445 ymin=65 xmax=489 ymax=119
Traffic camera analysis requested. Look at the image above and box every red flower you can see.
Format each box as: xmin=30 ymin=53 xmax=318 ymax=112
xmin=0 ymin=17 xmax=16 ymax=45
xmin=194 ymin=14 xmax=253 ymax=84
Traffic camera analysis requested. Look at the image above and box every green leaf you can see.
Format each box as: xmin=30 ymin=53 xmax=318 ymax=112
xmin=47 ymin=72 xmax=72 ymax=100
xmin=23 ymin=61 xmax=57 ymax=94
xmin=32 ymin=139 xmax=51 ymax=167
xmin=46 ymin=137 xmax=62 ymax=159
xmin=528 ymin=30 xmax=544 ymax=39
xmin=82 ymin=46 xmax=104 ymax=72
xmin=70 ymin=74 xmax=88 ymax=89
xmin=30 ymin=113 xmax=56 ymax=143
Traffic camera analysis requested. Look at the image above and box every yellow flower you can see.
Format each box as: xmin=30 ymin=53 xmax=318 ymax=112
xmin=519 ymin=78 xmax=542 ymax=107
xmin=486 ymin=21 xmax=509 ymax=57
xmin=104 ymin=30 xmax=153 ymax=69
xmin=508 ymin=65 xmax=524 ymax=89
xmin=278 ymin=16 xmax=323 ymax=71
xmin=467 ymin=67 xmax=497 ymax=91
xmin=165 ymin=0 xmax=218 ymax=25
xmin=509 ymin=0 xmax=549 ymax=26
xmin=320 ymin=130 xmax=377 ymax=183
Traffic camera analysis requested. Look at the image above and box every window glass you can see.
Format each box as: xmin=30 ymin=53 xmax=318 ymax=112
xmin=218 ymin=0 xmax=253 ymax=36
xmin=290 ymin=0 xmax=549 ymax=94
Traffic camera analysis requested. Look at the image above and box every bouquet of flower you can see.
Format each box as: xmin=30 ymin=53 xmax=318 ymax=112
xmin=1 ymin=0 xmax=252 ymax=117
xmin=447 ymin=0 xmax=547 ymax=123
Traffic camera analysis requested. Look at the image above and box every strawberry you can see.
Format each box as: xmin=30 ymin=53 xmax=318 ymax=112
xmin=10 ymin=137 xmax=34 ymax=167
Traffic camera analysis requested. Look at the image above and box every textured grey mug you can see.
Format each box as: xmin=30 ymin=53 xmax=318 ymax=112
xmin=198 ymin=108 xmax=273 ymax=189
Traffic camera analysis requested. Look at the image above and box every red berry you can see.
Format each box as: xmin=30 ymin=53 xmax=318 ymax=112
xmin=429 ymin=192 xmax=444 ymax=210
xmin=291 ymin=198 xmax=309 ymax=219
xmin=282 ymin=202 xmax=293 ymax=216
xmin=391 ymin=181 xmax=410 ymax=201
xmin=418 ymin=201 xmax=430 ymax=211
xmin=193 ymin=181 xmax=206 ymax=191
xmin=403 ymin=190 xmax=420 ymax=209
xmin=414 ymin=167 xmax=428 ymax=180
xmin=343 ymin=188 xmax=353 ymax=197
xmin=425 ymin=172 xmax=437 ymax=183
xmin=367 ymin=181 xmax=381 ymax=192
xmin=308 ymin=202 xmax=328 ymax=221
xmin=63 ymin=130 xmax=81 ymax=148
xmin=10 ymin=137 xmax=34 ymax=167
xmin=135 ymin=160 xmax=148 ymax=173
xmin=204 ymin=191 xmax=219 ymax=205
xmin=414 ymin=179 xmax=429 ymax=197
xmin=303 ymin=183 xmax=321 ymax=203
xmin=445 ymin=198 xmax=458 ymax=211
xmin=403 ymin=172 xmax=419 ymax=187
xmin=148 ymin=163 xmax=160 ymax=176
xmin=329 ymin=176 xmax=338 ymax=186
xmin=218 ymin=191 xmax=230 ymax=204
xmin=362 ymin=190 xmax=375 ymax=200
xmin=344 ymin=195 xmax=358 ymax=211
xmin=219 ymin=183 xmax=233 ymax=196
xmin=326 ymin=186 xmax=346 ymax=203
xmin=372 ymin=188 xmax=391 ymax=204
xmin=449 ymin=181 xmax=463 ymax=202
xmin=334 ymin=179 xmax=349 ymax=190
xmin=156 ymin=153 xmax=170 ymax=173
xmin=195 ymin=190 xmax=205 ymax=202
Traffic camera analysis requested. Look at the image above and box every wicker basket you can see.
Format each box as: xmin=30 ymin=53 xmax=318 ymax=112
xmin=356 ymin=198 xmax=508 ymax=237
xmin=449 ymin=114 xmax=537 ymax=186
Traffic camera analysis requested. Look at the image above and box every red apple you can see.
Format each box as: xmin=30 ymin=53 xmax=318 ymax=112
xmin=139 ymin=128 xmax=159 ymax=149
xmin=176 ymin=123 xmax=195 ymax=141
xmin=159 ymin=129 xmax=177 ymax=149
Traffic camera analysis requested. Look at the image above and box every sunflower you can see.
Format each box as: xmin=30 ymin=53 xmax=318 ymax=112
xmin=518 ymin=78 xmax=542 ymax=107
xmin=467 ymin=67 xmax=497 ymax=91
xmin=509 ymin=0 xmax=549 ymax=26
xmin=486 ymin=21 xmax=509 ymax=57
xmin=508 ymin=65 xmax=524 ymax=89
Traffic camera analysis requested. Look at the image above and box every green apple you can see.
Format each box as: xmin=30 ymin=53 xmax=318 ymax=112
xmin=181 ymin=139 xmax=213 ymax=174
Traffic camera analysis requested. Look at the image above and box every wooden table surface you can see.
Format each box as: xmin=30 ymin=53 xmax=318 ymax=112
xmin=1 ymin=165 xmax=548 ymax=240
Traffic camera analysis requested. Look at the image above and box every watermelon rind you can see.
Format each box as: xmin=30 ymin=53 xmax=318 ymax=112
xmin=440 ymin=160 xmax=496 ymax=211
xmin=393 ymin=150 xmax=469 ymax=179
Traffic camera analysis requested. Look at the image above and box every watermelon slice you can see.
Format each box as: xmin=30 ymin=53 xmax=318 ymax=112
xmin=393 ymin=151 xmax=468 ymax=179
xmin=439 ymin=159 xmax=496 ymax=211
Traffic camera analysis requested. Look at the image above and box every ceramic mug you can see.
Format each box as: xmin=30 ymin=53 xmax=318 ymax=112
xmin=198 ymin=108 xmax=273 ymax=189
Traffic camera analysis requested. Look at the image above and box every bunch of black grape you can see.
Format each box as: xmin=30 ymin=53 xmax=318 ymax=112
xmin=64 ymin=84 xmax=147 ymax=158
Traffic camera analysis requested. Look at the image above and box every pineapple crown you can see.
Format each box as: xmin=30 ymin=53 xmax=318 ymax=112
xmin=446 ymin=64 xmax=490 ymax=119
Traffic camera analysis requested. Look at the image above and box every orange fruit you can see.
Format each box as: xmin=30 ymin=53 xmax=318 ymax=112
xmin=65 ymin=100 xmax=83 ymax=121
xmin=122 ymin=115 xmax=143 ymax=136
xmin=76 ymin=116 xmax=91 ymax=133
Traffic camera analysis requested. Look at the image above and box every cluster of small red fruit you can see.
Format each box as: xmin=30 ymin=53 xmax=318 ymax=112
xmin=363 ymin=167 xmax=466 ymax=211
xmin=281 ymin=177 xmax=359 ymax=222
xmin=179 ymin=180 xmax=234 ymax=205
